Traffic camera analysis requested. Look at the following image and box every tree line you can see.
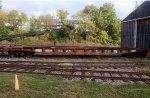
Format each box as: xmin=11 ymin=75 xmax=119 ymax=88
xmin=0 ymin=2 xmax=121 ymax=46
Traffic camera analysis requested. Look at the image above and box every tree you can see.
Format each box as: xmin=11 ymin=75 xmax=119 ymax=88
xmin=19 ymin=12 xmax=28 ymax=27
xmin=73 ymin=3 xmax=121 ymax=45
xmin=83 ymin=4 xmax=98 ymax=21
xmin=8 ymin=10 xmax=28 ymax=30
xmin=38 ymin=14 xmax=54 ymax=30
xmin=48 ymin=31 xmax=57 ymax=46
xmin=30 ymin=14 xmax=54 ymax=32
xmin=8 ymin=10 xmax=20 ymax=30
xmin=73 ymin=8 xmax=98 ymax=43
xmin=83 ymin=5 xmax=97 ymax=14
xmin=0 ymin=10 xmax=7 ymax=25
xmin=94 ymin=31 xmax=110 ymax=45
xmin=67 ymin=29 xmax=76 ymax=44
xmin=30 ymin=16 xmax=40 ymax=32
xmin=0 ymin=25 xmax=8 ymax=37
xmin=57 ymin=9 xmax=69 ymax=23
xmin=99 ymin=3 xmax=121 ymax=43
xmin=0 ymin=10 xmax=8 ymax=37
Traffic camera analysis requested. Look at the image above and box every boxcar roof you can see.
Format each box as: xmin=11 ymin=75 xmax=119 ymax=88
xmin=123 ymin=1 xmax=150 ymax=22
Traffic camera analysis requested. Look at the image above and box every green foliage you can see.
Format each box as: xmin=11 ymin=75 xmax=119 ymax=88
xmin=49 ymin=31 xmax=57 ymax=46
xmin=99 ymin=3 xmax=121 ymax=44
xmin=19 ymin=12 xmax=28 ymax=26
xmin=67 ymin=30 xmax=76 ymax=43
xmin=8 ymin=10 xmax=20 ymax=29
xmin=7 ymin=10 xmax=28 ymax=30
xmin=38 ymin=14 xmax=54 ymax=30
xmin=0 ymin=10 xmax=9 ymax=37
xmin=30 ymin=14 xmax=54 ymax=32
xmin=0 ymin=3 xmax=121 ymax=46
xmin=0 ymin=24 xmax=9 ymax=37
xmin=30 ymin=16 xmax=41 ymax=32
xmin=94 ymin=31 xmax=110 ymax=45
xmin=0 ymin=10 xmax=7 ymax=24
xmin=57 ymin=9 xmax=69 ymax=23
xmin=17 ymin=40 xmax=31 ymax=45
xmin=73 ymin=3 xmax=121 ymax=46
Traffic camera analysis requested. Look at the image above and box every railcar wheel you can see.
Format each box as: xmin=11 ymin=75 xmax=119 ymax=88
xmin=8 ymin=51 xmax=15 ymax=57
xmin=122 ymin=52 xmax=147 ymax=57
xmin=19 ymin=52 xmax=27 ymax=57
xmin=13 ymin=51 xmax=26 ymax=57
xmin=26 ymin=52 xmax=34 ymax=57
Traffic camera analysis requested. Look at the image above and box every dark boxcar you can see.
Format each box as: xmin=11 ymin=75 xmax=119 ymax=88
xmin=121 ymin=1 xmax=150 ymax=49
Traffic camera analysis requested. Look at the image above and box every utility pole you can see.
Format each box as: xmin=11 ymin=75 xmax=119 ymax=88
xmin=135 ymin=1 xmax=138 ymax=9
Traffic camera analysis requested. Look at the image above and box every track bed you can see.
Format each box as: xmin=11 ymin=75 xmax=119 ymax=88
xmin=0 ymin=61 xmax=150 ymax=85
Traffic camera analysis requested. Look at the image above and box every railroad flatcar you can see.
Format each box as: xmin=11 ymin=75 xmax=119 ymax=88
xmin=0 ymin=45 xmax=149 ymax=57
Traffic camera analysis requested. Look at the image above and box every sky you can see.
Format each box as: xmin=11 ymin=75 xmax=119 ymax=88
xmin=1 ymin=0 xmax=145 ymax=19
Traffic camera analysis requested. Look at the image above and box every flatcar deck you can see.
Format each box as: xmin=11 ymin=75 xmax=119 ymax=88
xmin=0 ymin=45 xmax=149 ymax=57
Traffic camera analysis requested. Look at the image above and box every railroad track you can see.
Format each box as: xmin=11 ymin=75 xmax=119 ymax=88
xmin=0 ymin=60 xmax=150 ymax=66
xmin=0 ymin=60 xmax=150 ymax=68
xmin=0 ymin=61 xmax=150 ymax=84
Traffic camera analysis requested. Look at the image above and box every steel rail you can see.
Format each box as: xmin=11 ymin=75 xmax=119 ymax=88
xmin=0 ymin=63 xmax=150 ymax=69
xmin=1 ymin=66 xmax=149 ymax=76
xmin=0 ymin=60 xmax=150 ymax=65
xmin=0 ymin=64 xmax=150 ymax=84
xmin=1 ymin=69 xmax=150 ymax=83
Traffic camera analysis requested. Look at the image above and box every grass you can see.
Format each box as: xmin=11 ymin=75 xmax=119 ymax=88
xmin=141 ymin=67 xmax=150 ymax=73
xmin=0 ymin=72 xmax=150 ymax=98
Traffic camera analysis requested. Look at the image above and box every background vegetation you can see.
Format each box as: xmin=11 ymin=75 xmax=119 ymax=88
xmin=0 ymin=1 xmax=121 ymax=46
